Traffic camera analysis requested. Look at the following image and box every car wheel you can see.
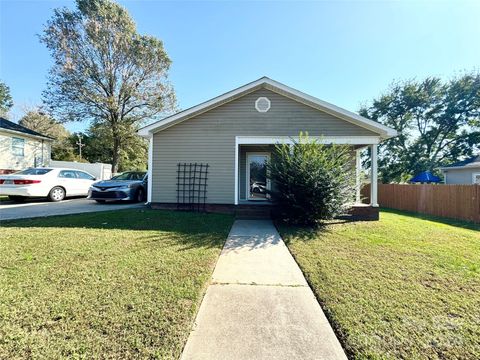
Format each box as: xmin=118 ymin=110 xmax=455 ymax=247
xmin=8 ymin=195 xmax=26 ymax=202
xmin=95 ymin=200 xmax=106 ymax=203
xmin=48 ymin=186 xmax=66 ymax=202
xmin=135 ymin=188 xmax=144 ymax=203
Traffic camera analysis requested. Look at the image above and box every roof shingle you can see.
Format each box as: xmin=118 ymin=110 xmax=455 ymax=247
xmin=442 ymin=155 xmax=480 ymax=169
xmin=0 ymin=117 xmax=54 ymax=140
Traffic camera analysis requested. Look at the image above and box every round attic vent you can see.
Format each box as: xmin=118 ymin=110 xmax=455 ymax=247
xmin=255 ymin=97 xmax=271 ymax=113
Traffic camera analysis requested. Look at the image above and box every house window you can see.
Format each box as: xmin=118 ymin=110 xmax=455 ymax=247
xmin=12 ymin=137 xmax=25 ymax=157
xmin=473 ymin=173 xmax=480 ymax=185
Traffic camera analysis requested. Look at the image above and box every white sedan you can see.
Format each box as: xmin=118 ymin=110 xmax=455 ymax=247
xmin=0 ymin=168 xmax=97 ymax=202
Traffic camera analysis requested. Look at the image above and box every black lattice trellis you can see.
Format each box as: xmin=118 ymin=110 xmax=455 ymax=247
xmin=176 ymin=163 xmax=209 ymax=212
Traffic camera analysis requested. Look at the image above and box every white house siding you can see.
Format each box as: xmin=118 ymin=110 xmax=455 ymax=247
xmin=0 ymin=132 xmax=51 ymax=172
xmin=444 ymin=168 xmax=480 ymax=184
xmin=152 ymin=88 xmax=378 ymax=204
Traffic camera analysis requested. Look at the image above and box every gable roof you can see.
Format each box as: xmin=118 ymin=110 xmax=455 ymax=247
xmin=439 ymin=155 xmax=480 ymax=170
xmin=0 ymin=117 xmax=54 ymax=141
xmin=138 ymin=77 xmax=398 ymax=139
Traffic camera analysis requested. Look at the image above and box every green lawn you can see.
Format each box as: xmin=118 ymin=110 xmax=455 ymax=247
xmin=0 ymin=209 xmax=233 ymax=359
xmin=279 ymin=210 xmax=480 ymax=360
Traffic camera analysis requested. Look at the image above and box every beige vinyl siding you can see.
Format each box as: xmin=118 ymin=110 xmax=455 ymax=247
xmin=152 ymin=89 xmax=377 ymax=204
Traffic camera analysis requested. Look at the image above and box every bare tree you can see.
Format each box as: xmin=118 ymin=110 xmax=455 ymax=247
xmin=41 ymin=0 xmax=176 ymax=171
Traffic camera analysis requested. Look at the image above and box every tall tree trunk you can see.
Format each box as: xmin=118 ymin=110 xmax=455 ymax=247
xmin=112 ymin=137 xmax=120 ymax=173
xmin=111 ymin=118 xmax=120 ymax=173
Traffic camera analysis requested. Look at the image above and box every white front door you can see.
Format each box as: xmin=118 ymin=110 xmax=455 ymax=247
xmin=246 ymin=152 xmax=270 ymax=200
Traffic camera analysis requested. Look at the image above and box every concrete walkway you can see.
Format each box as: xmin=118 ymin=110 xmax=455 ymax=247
xmin=181 ymin=220 xmax=347 ymax=360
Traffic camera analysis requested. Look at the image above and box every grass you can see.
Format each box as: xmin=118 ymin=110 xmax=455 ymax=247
xmin=278 ymin=209 xmax=480 ymax=360
xmin=0 ymin=209 xmax=233 ymax=359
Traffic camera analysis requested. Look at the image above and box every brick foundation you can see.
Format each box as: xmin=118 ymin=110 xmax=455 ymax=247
xmin=150 ymin=202 xmax=238 ymax=214
xmin=150 ymin=202 xmax=379 ymax=221
xmin=348 ymin=204 xmax=379 ymax=221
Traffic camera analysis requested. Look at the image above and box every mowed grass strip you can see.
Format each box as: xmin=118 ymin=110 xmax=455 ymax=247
xmin=0 ymin=209 xmax=233 ymax=359
xmin=279 ymin=210 xmax=480 ymax=360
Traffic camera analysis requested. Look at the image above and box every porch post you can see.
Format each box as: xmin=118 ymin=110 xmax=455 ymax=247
xmin=234 ymin=138 xmax=239 ymax=205
xmin=355 ymin=149 xmax=361 ymax=204
xmin=147 ymin=135 xmax=153 ymax=203
xmin=370 ymin=144 xmax=379 ymax=207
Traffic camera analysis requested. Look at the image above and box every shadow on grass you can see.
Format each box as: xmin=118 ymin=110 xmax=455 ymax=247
xmin=0 ymin=208 xmax=235 ymax=250
xmin=277 ymin=208 xmax=479 ymax=243
xmin=274 ymin=218 xmax=352 ymax=244
xmin=381 ymin=207 xmax=480 ymax=231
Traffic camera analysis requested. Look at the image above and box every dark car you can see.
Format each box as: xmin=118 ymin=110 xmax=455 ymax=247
xmin=88 ymin=171 xmax=147 ymax=203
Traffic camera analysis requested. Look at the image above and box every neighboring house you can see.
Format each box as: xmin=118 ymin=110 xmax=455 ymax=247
xmin=439 ymin=155 xmax=480 ymax=184
xmin=138 ymin=77 xmax=397 ymax=218
xmin=0 ymin=117 xmax=53 ymax=174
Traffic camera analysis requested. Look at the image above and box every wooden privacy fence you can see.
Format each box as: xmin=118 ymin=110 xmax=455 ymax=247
xmin=361 ymin=184 xmax=480 ymax=223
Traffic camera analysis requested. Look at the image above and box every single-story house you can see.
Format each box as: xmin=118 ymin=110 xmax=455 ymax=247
xmin=439 ymin=155 xmax=480 ymax=184
xmin=138 ymin=77 xmax=397 ymax=218
xmin=0 ymin=117 xmax=53 ymax=174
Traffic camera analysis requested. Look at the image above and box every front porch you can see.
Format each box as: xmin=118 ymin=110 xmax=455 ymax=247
xmin=234 ymin=136 xmax=380 ymax=219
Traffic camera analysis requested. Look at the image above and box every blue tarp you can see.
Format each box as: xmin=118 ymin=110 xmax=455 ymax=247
xmin=410 ymin=171 xmax=442 ymax=183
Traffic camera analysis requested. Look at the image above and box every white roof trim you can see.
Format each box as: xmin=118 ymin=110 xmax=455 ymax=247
xmin=236 ymin=136 xmax=380 ymax=145
xmin=439 ymin=164 xmax=480 ymax=171
xmin=138 ymin=77 xmax=398 ymax=139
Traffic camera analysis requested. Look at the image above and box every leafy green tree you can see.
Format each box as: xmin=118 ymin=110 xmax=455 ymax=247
xmin=73 ymin=122 xmax=147 ymax=172
xmin=19 ymin=109 xmax=76 ymax=161
xmin=0 ymin=81 xmax=13 ymax=116
xmin=267 ymin=133 xmax=356 ymax=225
xmin=40 ymin=0 xmax=176 ymax=172
xmin=360 ymin=73 xmax=480 ymax=182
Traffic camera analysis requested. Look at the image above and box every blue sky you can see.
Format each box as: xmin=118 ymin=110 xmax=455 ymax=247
xmin=1 ymin=0 xmax=479 ymax=132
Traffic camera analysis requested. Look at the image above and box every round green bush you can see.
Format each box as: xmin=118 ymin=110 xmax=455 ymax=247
xmin=267 ymin=133 xmax=356 ymax=224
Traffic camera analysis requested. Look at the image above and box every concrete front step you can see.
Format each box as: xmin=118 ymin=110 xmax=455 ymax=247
xmin=236 ymin=215 xmax=271 ymax=220
xmin=235 ymin=208 xmax=272 ymax=219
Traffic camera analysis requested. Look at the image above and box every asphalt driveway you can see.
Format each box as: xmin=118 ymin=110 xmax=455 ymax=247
xmin=0 ymin=198 xmax=145 ymax=221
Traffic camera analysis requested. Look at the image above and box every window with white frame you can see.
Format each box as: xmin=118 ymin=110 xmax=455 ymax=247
xmin=12 ymin=137 xmax=25 ymax=156
xmin=473 ymin=173 xmax=480 ymax=185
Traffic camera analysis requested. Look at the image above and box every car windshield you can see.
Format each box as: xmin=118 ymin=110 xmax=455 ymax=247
xmin=15 ymin=168 xmax=53 ymax=175
xmin=111 ymin=172 xmax=146 ymax=181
